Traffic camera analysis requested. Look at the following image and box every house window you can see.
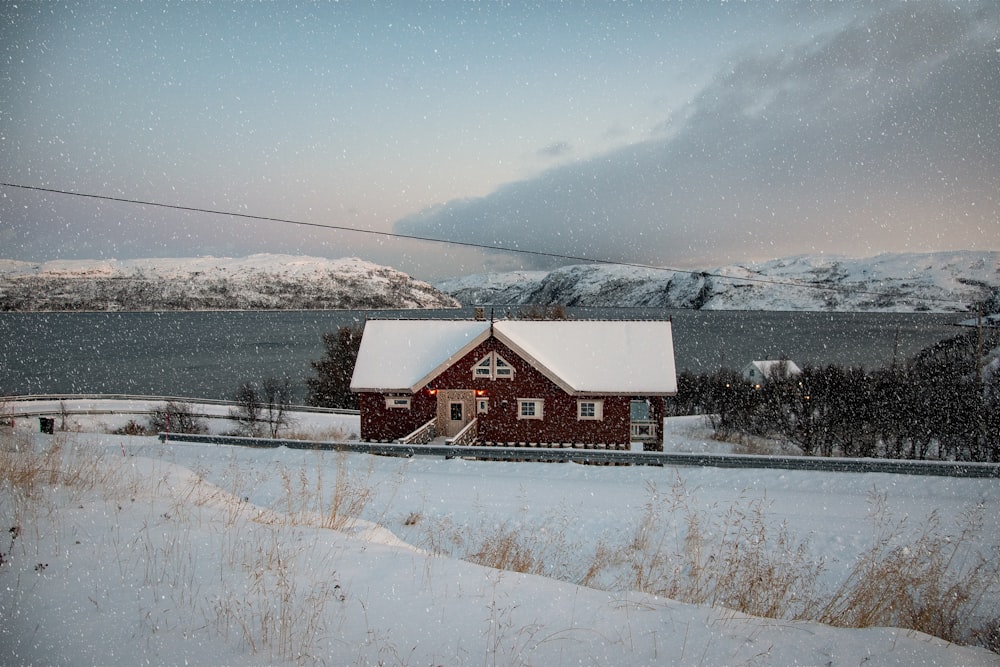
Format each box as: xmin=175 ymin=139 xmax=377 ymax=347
xmin=475 ymin=357 xmax=493 ymax=377
xmin=472 ymin=352 xmax=515 ymax=380
xmin=477 ymin=398 xmax=489 ymax=414
xmin=517 ymin=399 xmax=543 ymax=420
xmin=494 ymin=356 xmax=512 ymax=378
xmin=386 ymin=396 xmax=411 ymax=409
xmin=577 ymin=400 xmax=603 ymax=420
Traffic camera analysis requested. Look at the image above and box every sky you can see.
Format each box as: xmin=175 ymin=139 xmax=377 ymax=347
xmin=1 ymin=1 xmax=997 ymax=281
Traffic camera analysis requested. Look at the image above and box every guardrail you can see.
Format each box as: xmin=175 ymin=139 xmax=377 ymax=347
xmin=155 ymin=433 xmax=1000 ymax=479
xmin=2 ymin=394 xmax=359 ymax=417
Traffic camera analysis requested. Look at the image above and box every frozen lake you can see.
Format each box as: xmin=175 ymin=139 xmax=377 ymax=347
xmin=0 ymin=307 xmax=964 ymax=401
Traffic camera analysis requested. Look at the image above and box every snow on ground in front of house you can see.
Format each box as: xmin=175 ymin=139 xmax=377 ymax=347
xmin=2 ymin=403 xmax=998 ymax=666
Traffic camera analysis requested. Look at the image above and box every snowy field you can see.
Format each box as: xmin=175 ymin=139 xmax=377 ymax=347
xmin=2 ymin=402 xmax=998 ymax=665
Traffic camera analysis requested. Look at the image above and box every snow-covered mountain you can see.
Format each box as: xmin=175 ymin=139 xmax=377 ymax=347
xmin=0 ymin=254 xmax=460 ymax=311
xmin=436 ymin=251 xmax=1000 ymax=313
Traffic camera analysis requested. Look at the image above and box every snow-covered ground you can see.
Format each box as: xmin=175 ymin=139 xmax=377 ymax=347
xmin=2 ymin=403 xmax=998 ymax=665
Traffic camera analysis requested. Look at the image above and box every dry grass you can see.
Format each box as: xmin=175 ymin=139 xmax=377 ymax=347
xmin=4 ymin=428 xmax=997 ymax=655
xmin=626 ymin=480 xmax=824 ymax=620
xmin=0 ymin=431 xmax=348 ymax=665
xmin=418 ymin=475 xmax=999 ymax=652
xmin=273 ymin=451 xmax=375 ymax=531
xmin=808 ymin=490 xmax=1000 ymax=645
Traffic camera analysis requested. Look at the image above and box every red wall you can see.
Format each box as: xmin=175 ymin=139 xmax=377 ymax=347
xmin=358 ymin=336 xmax=665 ymax=446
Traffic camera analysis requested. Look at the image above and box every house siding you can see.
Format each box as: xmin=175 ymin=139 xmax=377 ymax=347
xmin=358 ymin=336 xmax=666 ymax=448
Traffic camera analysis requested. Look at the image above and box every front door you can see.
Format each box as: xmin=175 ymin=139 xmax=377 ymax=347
xmin=437 ymin=390 xmax=474 ymax=437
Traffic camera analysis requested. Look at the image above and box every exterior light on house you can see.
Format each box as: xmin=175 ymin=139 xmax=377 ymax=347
xmin=475 ymin=389 xmax=487 ymax=396
xmin=427 ymin=388 xmax=437 ymax=395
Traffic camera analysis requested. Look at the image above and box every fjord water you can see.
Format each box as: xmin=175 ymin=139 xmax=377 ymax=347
xmin=0 ymin=308 xmax=964 ymax=402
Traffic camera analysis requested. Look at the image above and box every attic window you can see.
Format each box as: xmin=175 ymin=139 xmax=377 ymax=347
xmin=472 ymin=352 xmax=515 ymax=380
xmin=494 ymin=356 xmax=513 ymax=378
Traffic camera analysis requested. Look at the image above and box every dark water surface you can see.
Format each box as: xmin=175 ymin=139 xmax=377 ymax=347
xmin=0 ymin=308 xmax=965 ymax=401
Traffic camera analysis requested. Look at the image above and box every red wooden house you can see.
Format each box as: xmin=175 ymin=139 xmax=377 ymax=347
xmin=350 ymin=318 xmax=677 ymax=450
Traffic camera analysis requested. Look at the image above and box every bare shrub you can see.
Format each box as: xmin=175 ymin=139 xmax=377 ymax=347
xmin=112 ymin=419 xmax=148 ymax=436
xmin=148 ymin=401 xmax=206 ymax=434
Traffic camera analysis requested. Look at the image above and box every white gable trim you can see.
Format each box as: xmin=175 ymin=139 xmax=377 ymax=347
xmin=491 ymin=328 xmax=578 ymax=394
xmin=405 ymin=327 xmax=492 ymax=392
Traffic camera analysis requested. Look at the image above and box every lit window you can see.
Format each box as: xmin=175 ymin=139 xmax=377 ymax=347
xmin=577 ymin=400 xmax=603 ymax=420
xmin=517 ymin=399 xmax=543 ymax=420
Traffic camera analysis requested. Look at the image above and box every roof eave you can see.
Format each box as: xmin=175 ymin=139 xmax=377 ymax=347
xmin=351 ymin=386 xmax=415 ymax=394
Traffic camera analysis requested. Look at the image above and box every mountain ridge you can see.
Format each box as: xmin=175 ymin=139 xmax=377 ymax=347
xmin=0 ymin=254 xmax=460 ymax=311
xmin=435 ymin=251 xmax=1000 ymax=314
xmin=2 ymin=251 xmax=997 ymax=313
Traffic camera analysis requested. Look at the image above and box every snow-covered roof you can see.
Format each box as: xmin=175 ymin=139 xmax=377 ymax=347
xmin=493 ymin=320 xmax=676 ymax=395
xmin=350 ymin=318 xmax=677 ymax=395
xmin=350 ymin=320 xmax=491 ymax=392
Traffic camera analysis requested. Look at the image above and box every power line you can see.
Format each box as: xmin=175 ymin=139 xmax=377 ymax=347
xmin=0 ymin=181 xmax=981 ymax=306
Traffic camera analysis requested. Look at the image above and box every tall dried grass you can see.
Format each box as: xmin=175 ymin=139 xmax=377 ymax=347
xmin=419 ymin=476 xmax=999 ymax=651
xmin=0 ymin=431 xmax=346 ymax=665
xmin=808 ymin=490 xmax=1000 ymax=645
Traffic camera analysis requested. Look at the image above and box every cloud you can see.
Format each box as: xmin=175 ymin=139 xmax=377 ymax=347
xmin=396 ymin=2 xmax=1000 ymax=271
xmin=537 ymin=141 xmax=572 ymax=159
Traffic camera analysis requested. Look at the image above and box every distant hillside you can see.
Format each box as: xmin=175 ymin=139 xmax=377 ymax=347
xmin=435 ymin=252 xmax=1000 ymax=313
xmin=0 ymin=254 xmax=460 ymax=311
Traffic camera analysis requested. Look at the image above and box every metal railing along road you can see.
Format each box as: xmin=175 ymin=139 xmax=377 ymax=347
xmin=156 ymin=432 xmax=1000 ymax=479
xmin=3 ymin=394 xmax=359 ymax=419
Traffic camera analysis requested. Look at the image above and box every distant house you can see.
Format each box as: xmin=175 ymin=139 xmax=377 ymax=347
xmin=741 ymin=360 xmax=802 ymax=387
xmin=350 ymin=318 xmax=677 ymax=450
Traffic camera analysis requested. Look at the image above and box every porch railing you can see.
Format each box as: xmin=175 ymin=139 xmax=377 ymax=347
xmin=630 ymin=419 xmax=657 ymax=441
xmin=447 ymin=418 xmax=478 ymax=446
xmin=397 ymin=418 xmax=436 ymax=445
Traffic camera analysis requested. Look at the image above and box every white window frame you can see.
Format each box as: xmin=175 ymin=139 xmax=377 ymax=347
xmin=517 ymin=398 xmax=544 ymax=420
xmin=472 ymin=352 xmax=515 ymax=380
xmin=385 ymin=396 xmax=411 ymax=409
xmin=477 ymin=398 xmax=490 ymax=414
xmin=577 ymin=399 xmax=603 ymax=421
xmin=494 ymin=355 xmax=513 ymax=378
xmin=474 ymin=356 xmax=493 ymax=378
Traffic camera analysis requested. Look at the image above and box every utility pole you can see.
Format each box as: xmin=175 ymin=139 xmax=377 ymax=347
xmin=976 ymin=303 xmax=984 ymax=386
xmin=891 ymin=324 xmax=900 ymax=369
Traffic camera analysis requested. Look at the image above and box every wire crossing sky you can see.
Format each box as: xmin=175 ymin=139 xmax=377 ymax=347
xmin=2 ymin=181 xmax=982 ymax=308
xmin=1 ymin=2 xmax=997 ymax=281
